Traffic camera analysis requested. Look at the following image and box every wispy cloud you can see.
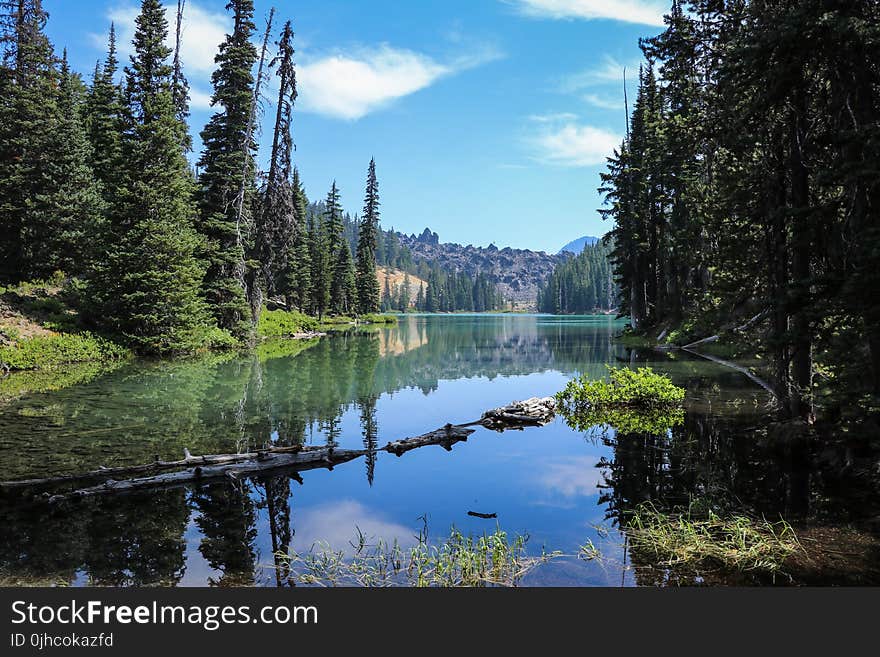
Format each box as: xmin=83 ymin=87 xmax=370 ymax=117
xmin=297 ymin=44 xmax=502 ymax=121
xmin=526 ymin=114 xmax=620 ymax=167
xmin=558 ymin=54 xmax=640 ymax=93
xmin=92 ymin=2 xmax=230 ymax=79
xmin=582 ymin=93 xmax=625 ymax=110
xmin=528 ymin=111 xmax=579 ymax=123
xmin=505 ymin=0 xmax=666 ymax=27
xmin=535 ymin=457 xmax=606 ymax=497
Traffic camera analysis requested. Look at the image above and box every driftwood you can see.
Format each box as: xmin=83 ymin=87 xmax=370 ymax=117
xmin=477 ymin=397 xmax=556 ymax=431
xmin=681 ymin=310 xmax=770 ymax=350
xmin=2 ymin=397 xmax=557 ymax=500
xmin=0 ymin=445 xmax=330 ymax=492
xmin=46 ymin=449 xmax=364 ymax=503
xmin=384 ymin=425 xmax=475 ymax=456
xmin=682 ymin=347 xmax=779 ymax=400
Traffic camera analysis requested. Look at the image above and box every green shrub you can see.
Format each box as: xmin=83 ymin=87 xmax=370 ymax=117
xmin=360 ymin=313 xmax=398 ymax=325
xmin=556 ymin=367 xmax=686 ymax=434
xmin=257 ymin=308 xmax=319 ymax=338
xmin=0 ymin=333 xmax=130 ymax=371
xmin=201 ymin=326 xmax=239 ymax=350
xmin=556 ymin=366 xmax=685 ymax=410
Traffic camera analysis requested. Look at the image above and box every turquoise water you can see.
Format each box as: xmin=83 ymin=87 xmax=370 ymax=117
xmin=0 ymin=314 xmax=876 ymax=586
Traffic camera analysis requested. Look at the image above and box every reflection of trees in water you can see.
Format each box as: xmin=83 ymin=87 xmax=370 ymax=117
xmin=3 ymin=317 xmax=625 ymax=481
xmin=190 ymin=480 xmax=258 ymax=587
xmin=593 ymin=369 xmax=880 ymax=585
xmin=256 ymin=474 xmax=293 ymax=587
xmin=359 ymin=396 xmax=379 ymax=486
xmin=0 ymin=489 xmax=188 ymax=586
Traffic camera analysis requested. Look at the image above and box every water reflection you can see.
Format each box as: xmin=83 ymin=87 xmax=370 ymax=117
xmin=0 ymin=316 xmax=878 ymax=586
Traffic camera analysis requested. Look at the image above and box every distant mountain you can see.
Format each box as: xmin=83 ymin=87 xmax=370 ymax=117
xmin=397 ymin=229 xmax=570 ymax=308
xmin=558 ymin=236 xmax=600 ymax=255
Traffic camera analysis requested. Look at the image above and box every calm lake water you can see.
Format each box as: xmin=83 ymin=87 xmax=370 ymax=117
xmin=1 ymin=314 xmax=878 ymax=586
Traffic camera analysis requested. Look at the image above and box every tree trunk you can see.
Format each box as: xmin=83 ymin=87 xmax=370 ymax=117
xmin=788 ymin=88 xmax=813 ymax=421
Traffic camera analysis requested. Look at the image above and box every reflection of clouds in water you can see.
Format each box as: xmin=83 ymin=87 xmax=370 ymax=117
xmin=293 ymin=500 xmax=417 ymax=553
xmin=536 ymin=457 xmax=605 ymax=498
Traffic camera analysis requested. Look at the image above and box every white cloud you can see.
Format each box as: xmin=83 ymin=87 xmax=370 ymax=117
xmin=527 ymin=114 xmax=620 ymax=167
xmin=536 ymin=456 xmax=605 ymax=497
xmin=528 ymin=111 xmax=579 ymax=123
xmin=297 ymin=44 xmax=501 ymax=121
xmin=94 ymin=2 xmax=229 ymax=78
xmin=507 ymin=0 xmax=666 ymax=26
xmin=558 ymin=54 xmax=640 ymax=93
xmin=583 ymin=93 xmax=625 ymax=110
xmin=188 ymin=87 xmax=214 ymax=111
xmin=291 ymin=499 xmax=418 ymax=553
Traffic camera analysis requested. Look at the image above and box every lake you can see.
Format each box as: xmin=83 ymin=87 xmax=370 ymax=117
xmin=1 ymin=314 xmax=878 ymax=586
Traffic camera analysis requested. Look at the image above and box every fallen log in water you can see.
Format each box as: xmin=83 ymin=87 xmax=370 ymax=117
xmin=0 ymin=445 xmax=329 ymax=492
xmin=46 ymin=449 xmax=365 ymax=503
xmin=383 ymin=425 xmax=476 ymax=456
xmin=477 ymin=397 xmax=556 ymax=431
xmin=1 ymin=397 xmax=557 ymax=500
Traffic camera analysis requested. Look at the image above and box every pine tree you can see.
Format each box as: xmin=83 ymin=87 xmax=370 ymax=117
xmin=0 ymin=0 xmax=58 ymax=282
xmin=324 ymin=181 xmax=349 ymax=313
xmin=261 ymin=20 xmax=296 ymax=301
xmin=332 ymin=241 xmax=357 ymax=316
xmin=86 ymin=23 xmax=123 ymax=198
xmin=24 ymin=51 xmax=104 ymax=277
xmin=396 ymin=272 xmax=411 ymax=311
xmin=196 ymin=0 xmax=258 ymax=341
xmin=96 ymin=0 xmax=209 ymax=354
xmin=282 ymin=168 xmax=311 ymax=311
xmin=355 ymin=158 xmax=381 ymax=314
xmin=308 ymin=210 xmax=331 ymax=318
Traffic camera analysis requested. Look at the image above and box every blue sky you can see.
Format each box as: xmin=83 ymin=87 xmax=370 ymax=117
xmin=43 ymin=0 xmax=667 ymax=253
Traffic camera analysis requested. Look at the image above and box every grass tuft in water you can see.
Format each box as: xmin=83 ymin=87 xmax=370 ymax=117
xmin=625 ymin=501 xmax=803 ymax=575
xmin=277 ymin=525 xmax=560 ymax=587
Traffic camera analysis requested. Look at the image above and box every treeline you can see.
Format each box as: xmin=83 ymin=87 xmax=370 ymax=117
xmin=379 ymin=266 xmax=502 ymax=313
xmin=601 ymin=0 xmax=880 ymax=419
xmin=538 ymin=240 xmax=616 ymax=314
xmin=0 ymin=0 xmax=383 ymax=354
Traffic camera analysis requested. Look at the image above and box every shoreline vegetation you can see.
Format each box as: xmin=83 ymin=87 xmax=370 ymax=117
xmin=0 ymin=278 xmax=397 ymax=401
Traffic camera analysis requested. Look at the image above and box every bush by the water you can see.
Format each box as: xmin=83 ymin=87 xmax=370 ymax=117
xmin=556 ymin=367 xmax=686 ymax=434
xmin=256 ymin=308 xmax=319 ymax=338
xmin=360 ymin=313 xmax=398 ymax=325
xmin=556 ymin=366 xmax=685 ymax=411
xmin=0 ymin=333 xmax=130 ymax=371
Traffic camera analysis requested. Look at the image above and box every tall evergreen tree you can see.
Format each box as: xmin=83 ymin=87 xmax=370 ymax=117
xmin=196 ymin=0 xmax=258 ymax=341
xmin=96 ymin=0 xmax=208 ymax=354
xmin=86 ymin=23 xmax=123 ymax=197
xmin=282 ymin=168 xmax=311 ymax=311
xmin=24 ymin=51 xmax=104 ymax=277
xmin=308 ymin=210 xmax=331 ymax=318
xmin=355 ymin=158 xmax=381 ymax=314
xmin=260 ymin=19 xmax=296 ymax=300
xmin=332 ymin=240 xmax=357 ymax=316
xmin=0 ymin=0 xmax=58 ymax=282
